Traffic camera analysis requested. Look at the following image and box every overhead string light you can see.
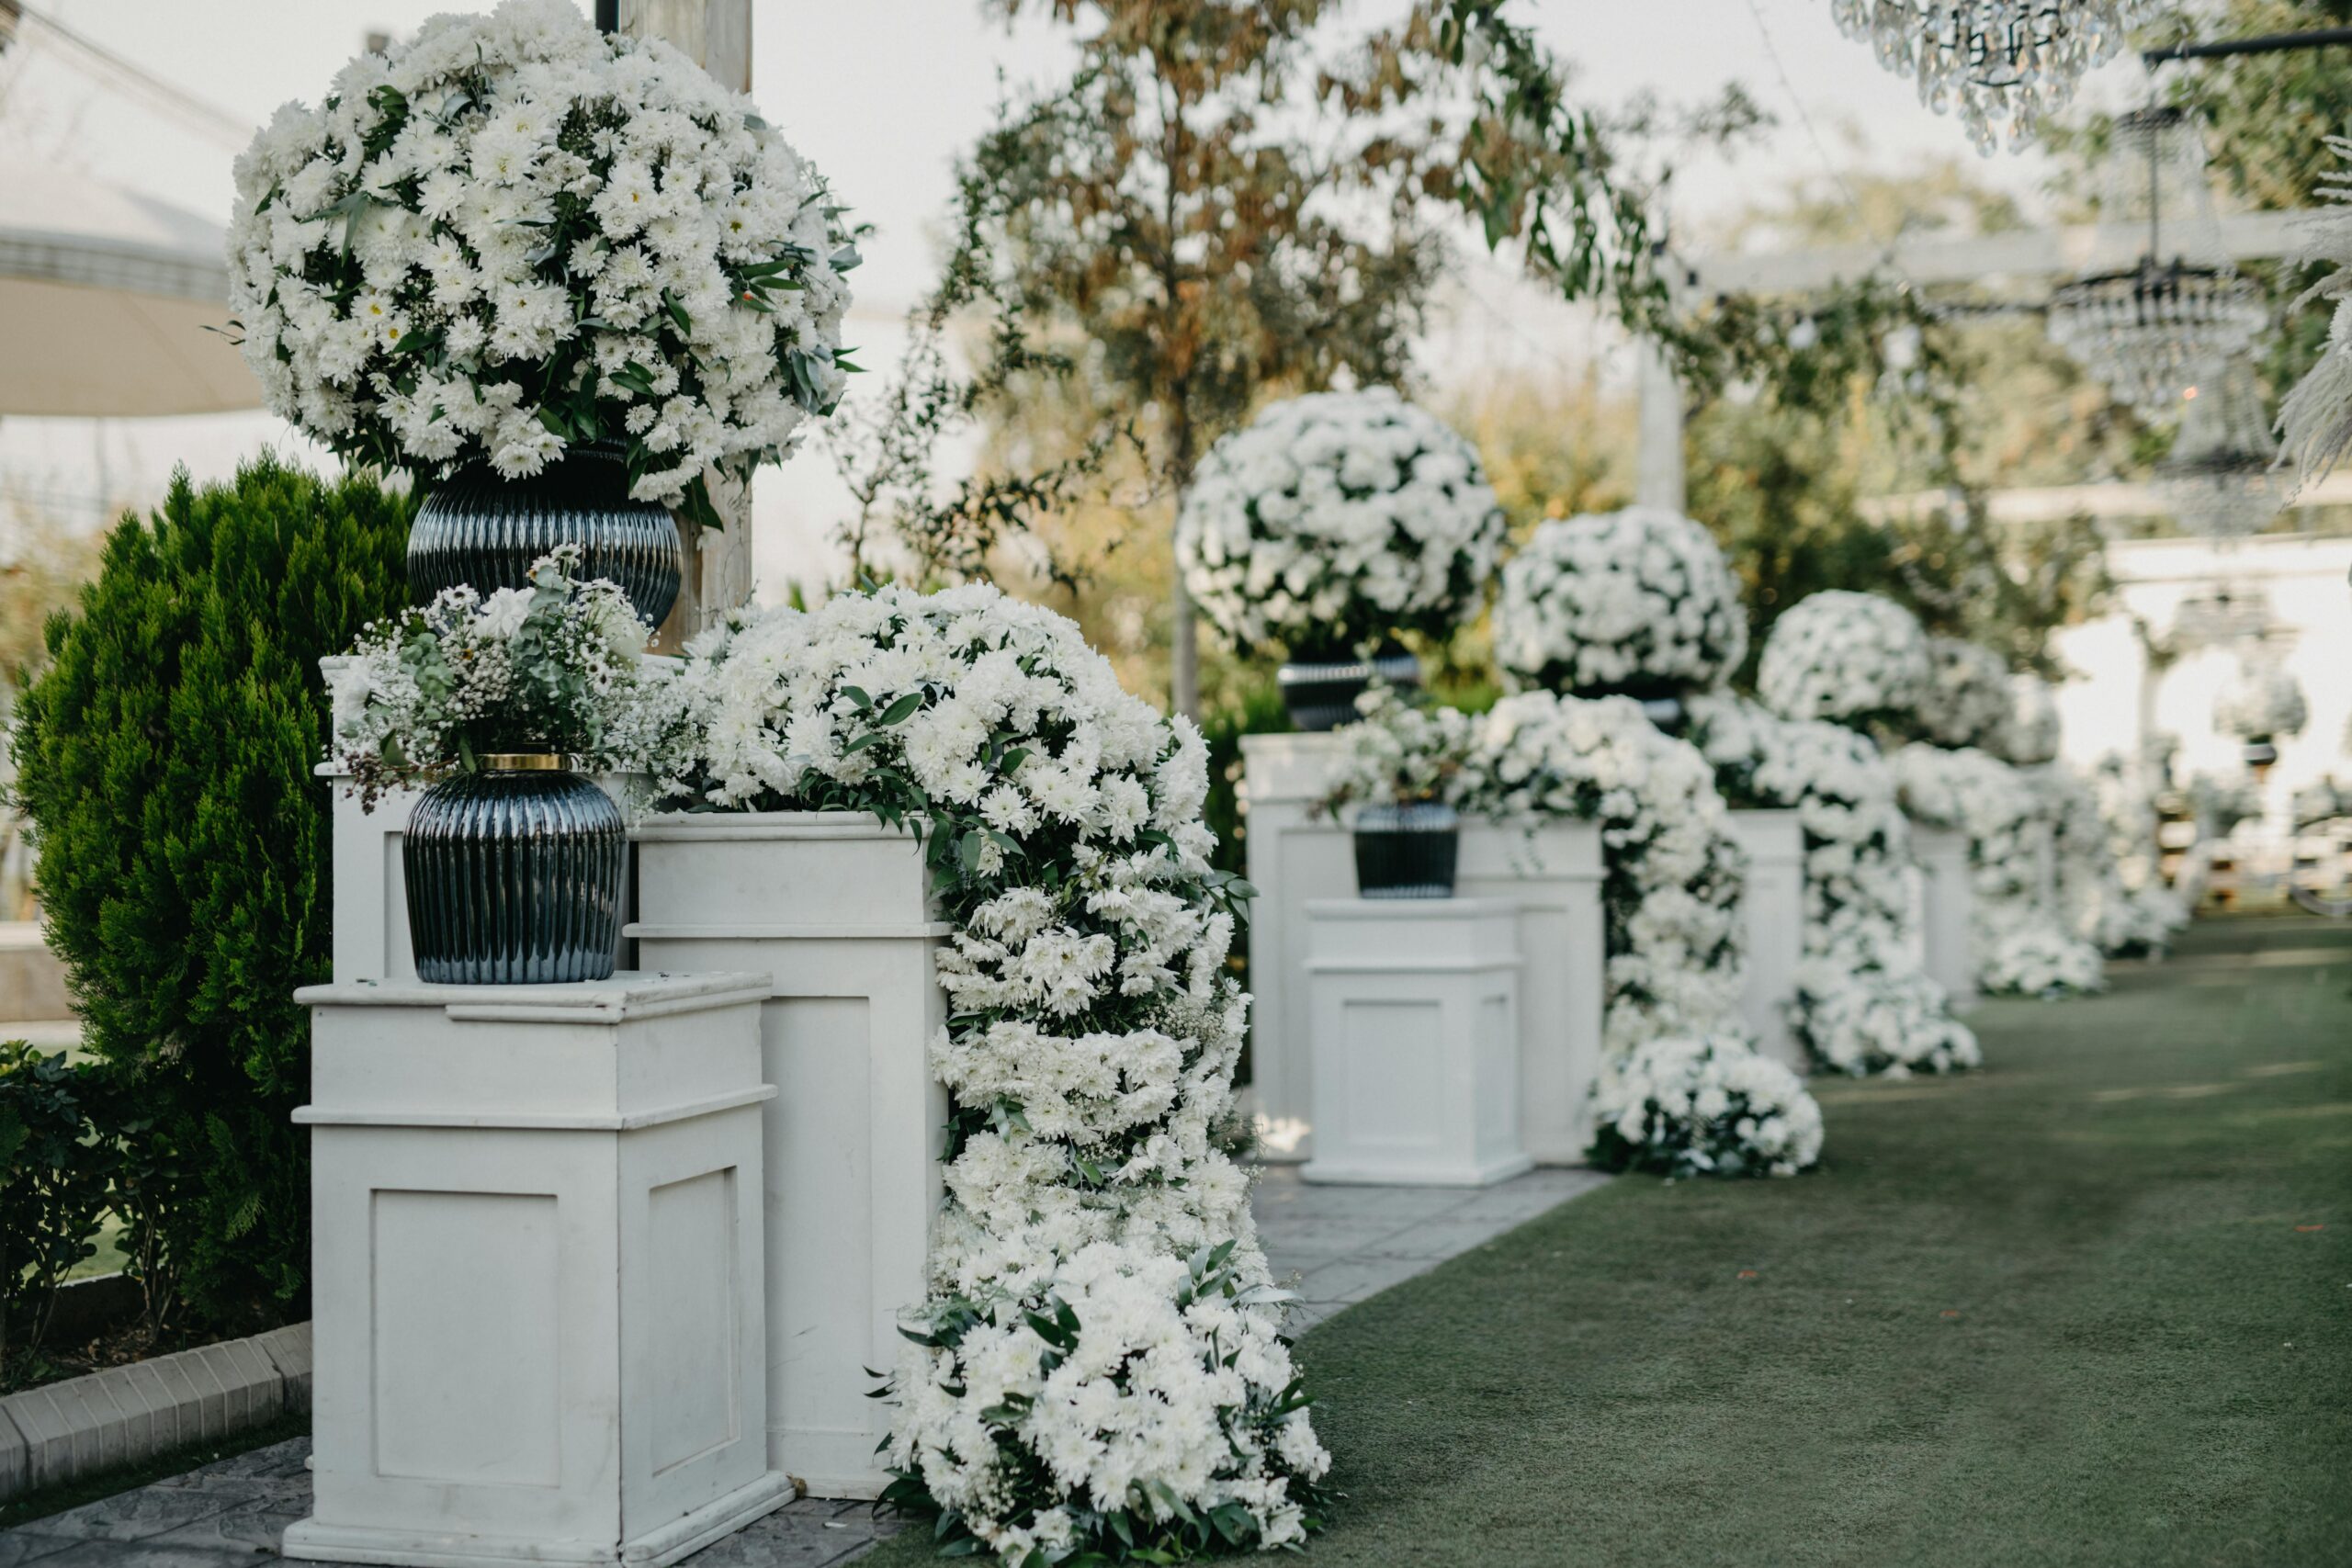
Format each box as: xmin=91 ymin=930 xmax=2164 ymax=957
xmin=1826 ymin=0 xmax=2156 ymax=154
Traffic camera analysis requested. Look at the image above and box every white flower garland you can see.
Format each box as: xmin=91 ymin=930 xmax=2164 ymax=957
xmin=1590 ymin=1032 xmax=1824 ymax=1179
xmin=1490 ymin=507 xmax=1747 ymax=697
xmin=2213 ymin=660 xmax=2309 ymax=741
xmin=1686 ymin=693 xmax=1980 ymax=1077
xmin=1893 ymin=743 xmax=2105 ymax=998
xmin=1917 ymin=637 xmax=2011 ymax=751
xmin=1176 ymin=389 xmax=1506 ymax=653
xmin=228 ymin=0 xmax=854 ymax=507
xmin=645 ymin=584 xmax=1326 ymax=1561
xmin=1758 ymin=591 xmax=1932 ymax=731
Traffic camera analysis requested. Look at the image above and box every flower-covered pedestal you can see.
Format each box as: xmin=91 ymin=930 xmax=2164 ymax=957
xmin=1910 ymin=825 xmax=1978 ymax=1010
xmin=628 ymin=812 xmax=948 ymax=1500
xmin=1300 ymin=899 xmax=1531 ymax=1187
xmin=1241 ymin=733 xmax=1606 ymax=1165
xmin=286 ymin=970 xmax=786 ymax=1568
xmin=1725 ymin=808 xmax=1806 ymax=1069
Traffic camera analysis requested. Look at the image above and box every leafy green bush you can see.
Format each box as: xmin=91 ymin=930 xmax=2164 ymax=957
xmin=0 ymin=1041 xmax=111 ymax=1367
xmin=11 ymin=457 xmax=411 ymax=1329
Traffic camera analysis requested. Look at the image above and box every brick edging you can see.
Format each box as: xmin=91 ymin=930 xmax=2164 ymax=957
xmin=0 ymin=1321 xmax=312 ymax=1501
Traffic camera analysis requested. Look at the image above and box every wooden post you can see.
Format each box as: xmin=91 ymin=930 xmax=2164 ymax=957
xmin=615 ymin=0 xmax=757 ymax=642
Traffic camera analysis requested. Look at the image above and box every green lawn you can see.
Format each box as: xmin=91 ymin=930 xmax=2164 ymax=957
xmin=873 ymin=917 xmax=2352 ymax=1567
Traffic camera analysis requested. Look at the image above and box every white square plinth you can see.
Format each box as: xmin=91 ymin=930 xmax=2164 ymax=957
xmin=284 ymin=971 xmax=790 ymax=1568
xmin=1300 ymin=899 xmax=1532 ymax=1188
xmin=628 ymin=812 xmax=948 ymax=1500
xmin=1728 ymin=809 xmax=1806 ymax=1069
xmin=1910 ymin=827 xmax=1977 ymax=1010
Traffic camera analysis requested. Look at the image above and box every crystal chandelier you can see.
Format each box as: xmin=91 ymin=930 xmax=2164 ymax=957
xmin=2153 ymin=355 xmax=2283 ymax=538
xmin=2045 ymin=107 xmax=2266 ymax=415
xmin=1826 ymin=1 xmax=2155 ymax=154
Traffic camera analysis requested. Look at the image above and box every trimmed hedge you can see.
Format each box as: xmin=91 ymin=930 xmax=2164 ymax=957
xmin=11 ymin=456 xmax=411 ymax=1329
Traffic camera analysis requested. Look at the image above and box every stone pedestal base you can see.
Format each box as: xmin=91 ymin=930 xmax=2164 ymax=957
xmin=1729 ymin=809 xmax=1806 ymax=1069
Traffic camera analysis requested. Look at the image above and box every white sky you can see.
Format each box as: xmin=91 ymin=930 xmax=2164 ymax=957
xmin=0 ymin=0 xmax=2166 ymax=592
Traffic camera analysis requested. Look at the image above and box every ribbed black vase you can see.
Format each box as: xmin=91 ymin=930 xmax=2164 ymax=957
xmin=408 ymin=446 xmax=681 ymax=627
xmin=1277 ymin=647 xmax=1422 ymax=732
xmin=403 ymin=761 xmax=627 ymax=985
xmin=1351 ymin=801 xmax=1460 ymax=899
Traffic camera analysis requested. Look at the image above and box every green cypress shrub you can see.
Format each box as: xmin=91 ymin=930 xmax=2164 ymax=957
xmin=11 ymin=456 xmax=411 ymax=1329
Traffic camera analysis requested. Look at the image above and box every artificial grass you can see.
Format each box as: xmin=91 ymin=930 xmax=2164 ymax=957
xmin=865 ymin=917 xmax=2352 ymax=1567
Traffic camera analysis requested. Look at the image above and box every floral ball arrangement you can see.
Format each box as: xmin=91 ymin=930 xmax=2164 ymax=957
xmin=1176 ymin=389 xmax=1507 ymax=653
xmin=1758 ymin=591 xmax=1932 ymax=732
xmin=328 ymin=546 xmax=657 ymax=804
xmin=1686 ymin=693 xmax=1979 ymax=1077
xmin=645 ymin=584 xmax=1327 ymax=1559
xmin=2212 ymin=660 xmax=2310 ymax=741
xmin=1490 ymin=507 xmax=1748 ymax=698
xmin=1917 ymin=637 xmax=2011 ymax=750
xmin=1589 ymin=1032 xmax=1825 ymax=1179
xmin=1997 ymin=676 xmax=2063 ymax=765
xmin=228 ymin=0 xmax=855 ymax=512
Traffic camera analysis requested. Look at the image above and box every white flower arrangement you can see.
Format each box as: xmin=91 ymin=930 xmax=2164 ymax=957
xmin=328 ymin=546 xmax=656 ymax=805
xmin=227 ymin=0 xmax=855 ymax=516
xmin=2188 ymin=771 xmax=2263 ymax=838
xmin=1757 ymin=591 xmax=1931 ymax=731
xmin=1458 ymin=692 xmax=1748 ymax=1054
xmin=642 ymin=583 xmax=1327 ymax=1560
xmin=1176 ymin=389 xmax=1507 ymax=654
xmin=1317 ymin=688 xmax=1475 ymax=816
xmin=1686 ymin=693 xmax=1979 ymax=1077
xmin=2212 ymin=660 xmax=2309 ymax=741
xmin=1894 ymin=743 xmax=2106 ymax=998
xmin=1916 ymin=637 xmax=2011 ymax=751
xmin=1490 ymin=507 xmax=1748 ymax=697
xmin=2052 ymin=759 xmax=2186 ymax=958
xmin=1996 ymin=676 xmax=2063 ymax=766
xmin=1589 ymin=1032 xmax=1825 ymax=1179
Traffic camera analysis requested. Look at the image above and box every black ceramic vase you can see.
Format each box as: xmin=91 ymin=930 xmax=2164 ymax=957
xmin=404 ymin=759 xmax=627 ymax=985
xmin=1277 ymin=647 xmax=1422 ymax=732
xmin=1351 ymin=801 xmax=1461 ymax=899
xmin=407 ymin=446 xmax=682 ymax=627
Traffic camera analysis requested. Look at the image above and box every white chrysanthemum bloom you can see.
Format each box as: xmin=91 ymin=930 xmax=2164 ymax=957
xmin=1686 ymin=692 xmax=1979 ymax=1077
xmin=2087 ymin=754 xmax=2189 ymax=955
xmin=1757 ymin=591 xmax=1931 ymax=730
xmin=1591 ymin=1032 xmax=1824 ymax=1178
xmin=1491 ymin=506 xmax=1748 ymax=698
xmin=643 ymin=582 xmax=1325 ymax=1554
xmin=1894 ymin=742 xmax=2106 ymax=998
xmin=1917 ymin=637 xmax=2011 ymax=750
xmin=1176 ymin=389 xmax=1505 ymax=653
xmin=1996 ymin=675 xmax=2063 ymax=765
xmin=2212 ymin=660 xmax=2309 ymax=741
xmin=227 ymin=0 xmax=854 ymax=507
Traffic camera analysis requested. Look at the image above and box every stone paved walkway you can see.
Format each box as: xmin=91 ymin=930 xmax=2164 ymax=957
xmin=0 ymin=1164 xmax=1606 ymax=1564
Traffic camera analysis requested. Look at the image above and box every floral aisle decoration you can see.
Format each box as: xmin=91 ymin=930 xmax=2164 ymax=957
xmin=1489 ymin=506 xmax=1747 ymax=701
xmin=2212 ymin=660 xmax=2309 ymax=745
xmin=1176 ymin=388 xmax=1506 ymax=659
xmin=2059 ymin=758 xmax=2188 ymax=956
xmin=1589 ymin=1032 xmax=1825 ymax=1179
xmin=1893 ymin=743 xmax=2106 ymax=998
xmin=1915 ymin=637 xmax=2011 ymax=751
xmin=1316 ymin=689 xmax=1475 ymax=897
xmin=1686 ymin=693 xmax=1980 ymax=1077
xmin=227 ymin=0 xmax=856 ymax=523
xmin=328 ymin=546 xmax=658 ymax=982
xmin=1757 ymin=591 xmax=1932 ymax=734
xmin=643 ymin=583 xmax=1328 ymax=1561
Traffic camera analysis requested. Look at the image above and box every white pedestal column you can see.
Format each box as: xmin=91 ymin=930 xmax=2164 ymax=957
xmin=1727 ymin=809 xmax=1805 ymax=1070
xmin=1240 ymin=734 xmax=1606 ymax=1166
xmin=628 ymin=812 xmax=946 ymax=1500
xmin=1453 ymin=820 xmax=1607 ymax=1164
xmin=285 ymin=972 xmax=787 ymax=1568
xmin=1300 ymin=899 xmax=1530 ymax=1187
xmin=1912 ymin=827 xmax=1977 ymax=1010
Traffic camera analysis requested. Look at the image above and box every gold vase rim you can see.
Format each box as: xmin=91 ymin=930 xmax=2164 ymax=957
xmin=480 ymin=751 xmax=570 ymax=772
